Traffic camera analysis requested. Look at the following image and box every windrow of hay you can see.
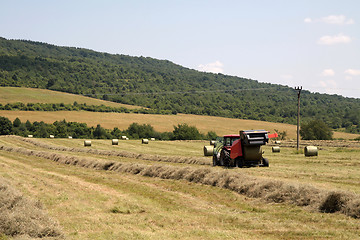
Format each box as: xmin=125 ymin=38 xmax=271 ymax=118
xmin=1 ymin=144 xmax=360 ymax=219
xmin=4 ymin=136 xmax=210 ymax=165
xmin=0 ymin=177 xmax=63 ymax=239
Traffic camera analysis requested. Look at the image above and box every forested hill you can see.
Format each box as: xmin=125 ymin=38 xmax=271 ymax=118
xmin=0 ymin=37 xmax=359 ymax=133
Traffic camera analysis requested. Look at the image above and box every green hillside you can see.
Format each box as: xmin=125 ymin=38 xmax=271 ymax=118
xmin=0 ymin=37 xmax=359 ymax=133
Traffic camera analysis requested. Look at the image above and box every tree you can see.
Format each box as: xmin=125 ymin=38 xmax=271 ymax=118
xmin=93 ymin=124 xmax=108 ymax=139
xmin=13 ymin=117 xmax=22 ymax=127
xmin=172 ymin=123 xmax=203 ymax=140
xmin=300 ymin=119 xmax=333 ymax=140
xmin=206 ymin=131 xmax=217 ymax=140
xmin=0 ymin=116 xmax=13 ymax=135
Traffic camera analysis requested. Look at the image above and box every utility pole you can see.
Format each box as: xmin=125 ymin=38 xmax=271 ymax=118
xmin=295 ymin=86 xmax=302 ymax=150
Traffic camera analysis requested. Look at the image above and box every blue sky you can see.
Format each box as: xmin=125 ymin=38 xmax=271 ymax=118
xmin=1 ymin=0 xmax=359 ymax=98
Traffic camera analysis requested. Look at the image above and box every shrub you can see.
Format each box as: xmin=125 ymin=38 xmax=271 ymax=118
xmin=300 ymin=119 xmax=333 ymax=140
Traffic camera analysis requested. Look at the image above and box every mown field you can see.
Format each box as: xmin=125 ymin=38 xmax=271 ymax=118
xmin=1 ymin=110 xmax=358 ymax=140
xmin=1 ymin=136 xmax=360 ymax=239
xmin=0 ymin=87 xmax=140 ymax=109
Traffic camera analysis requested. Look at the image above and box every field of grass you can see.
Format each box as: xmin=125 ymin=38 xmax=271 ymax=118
xmin=0 ymin=87 xmax=140 ymax=109
xmin=0 ymin=136 xmax=360 ymax=239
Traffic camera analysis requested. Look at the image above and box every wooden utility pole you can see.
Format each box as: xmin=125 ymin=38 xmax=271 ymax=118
xmin=295 ymin=86 xmax=302 ymax=150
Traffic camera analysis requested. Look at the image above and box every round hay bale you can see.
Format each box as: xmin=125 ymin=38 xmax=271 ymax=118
xmin=272 ymin=146 xmax=280 ymax=153
xmin=126 ymin=137 xmax=129 ymax=140
xmin=243 ymin=145 xmax=262 ymax=161
xmin=210 ymin=140 xmax=216 ymax=145
xmin=203 ymin=145 xmax=214 ymax=156
xmin=49 ymin=135 xmax=55 ymax=139
xmin=150 ymin=138 xmax=156 ymax=141
xmin=27 ymin=135 xmax=33 ymax=138
xmin=275 ymin=140 xmax=281 ymax=144
xmin=112 ymin=139 xmax=119 ymax=145
xmin=121 ymin=136 xmax=127 ymax=140
xmin=142 ymin=139 xmax=149 ymax=144
xmin=84 ymin=140 xmax=92 ymax=147
xmin=68 ymin=136 xmax=72 ymax=139
xmin=304 ymin=146 xmax=318 ymax=157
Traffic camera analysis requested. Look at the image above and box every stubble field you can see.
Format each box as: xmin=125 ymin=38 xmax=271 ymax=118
xmin=1 ymin=136 xmax=360 ymax=239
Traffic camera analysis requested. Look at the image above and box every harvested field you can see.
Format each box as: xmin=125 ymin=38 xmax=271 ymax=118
xmin=1 ymin=110 xmax=358 ymax=140
xmin=1 ymin=136 xmax=360 ymax=239
xmin=0 ymin=87 xmax=140 ymax=109
xmin=0 ymin=177 xmax=63 ymax=239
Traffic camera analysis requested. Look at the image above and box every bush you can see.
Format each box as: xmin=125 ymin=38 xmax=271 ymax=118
xmin=172 ymin=123 xmax=204 ymax=140
xmin=300 ymin=119 xmax=333 ymax=140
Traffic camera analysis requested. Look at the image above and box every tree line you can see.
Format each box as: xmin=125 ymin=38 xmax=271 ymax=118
xmin=0 ymin=116 xmax=217 ymax=140
xmin=0 ymin=101 xmax=174 ymax=115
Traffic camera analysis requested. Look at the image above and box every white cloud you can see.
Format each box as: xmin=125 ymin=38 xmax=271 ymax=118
xmin=304 ymin=18 xmax=312 ymax=23
xmin=317 ymin=33 xmax=352 ymax=45
xmin=320 ymin=15 xmax=354 ymax=25
xmin=321 ymin=69 xmax=335 ymax=77
xmin=317 ymin=79 xmax=338 ymax=94
xmin=197 ymin=61 xmax=224 ymax=74
xmin=345 ymin=69 xmax=360 ymax=76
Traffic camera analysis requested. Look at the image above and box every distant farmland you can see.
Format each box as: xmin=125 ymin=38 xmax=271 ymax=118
xmin=1 ymin=110 xmax=358 ymax=139
xmin=0 ymin=87 xmax=358 ymax=139
xmin=0 ymin=87 xmax=140 ymax=109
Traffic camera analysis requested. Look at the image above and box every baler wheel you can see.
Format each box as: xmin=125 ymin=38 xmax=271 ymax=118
xmin=262 ymin=158 xmax=269 ymax=167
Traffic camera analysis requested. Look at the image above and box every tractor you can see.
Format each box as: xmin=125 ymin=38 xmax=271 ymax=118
xmin=212 ymin=130 xmax=278 ymax=167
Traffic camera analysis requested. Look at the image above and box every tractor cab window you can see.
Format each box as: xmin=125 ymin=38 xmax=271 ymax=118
xmin=224 ymin=137 xmax=240 ymax=146
xmin=231 ymin=137 xmax=240 ymax=145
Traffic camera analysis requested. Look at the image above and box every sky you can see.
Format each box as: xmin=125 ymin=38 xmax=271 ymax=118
xmin=1 ymin=0 xmax=359 ymax=98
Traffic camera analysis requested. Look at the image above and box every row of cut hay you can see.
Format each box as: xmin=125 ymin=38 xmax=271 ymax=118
xmin=0 ymin=177 xmax=63 ymax=239
xmin=1 ymin=144 xmax=360 ymax=219
xmin=5 ymin=135 xmax=210 ymax=165
xmin=269 ymin=139 xmax=360 ymax=148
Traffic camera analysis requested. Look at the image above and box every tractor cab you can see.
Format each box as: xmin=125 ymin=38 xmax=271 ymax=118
xmin=223 ymin=135 xmax=240 ymax=149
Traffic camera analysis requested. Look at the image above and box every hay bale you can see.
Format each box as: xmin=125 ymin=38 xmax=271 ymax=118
xmin=272 ymin=146 xmax=280 ymax=153
xmin=203 ymin=145 xmax=214 ymax=156
xmin=275 ymin=140 xmax=281 ymax=144
xmin=49 ymin=135 xmax=55 ymax=139
xmin=243 ymin=145 xmax=262 ymax=161
xmin=126 ymin=137 xmax=129 ymax=140
xmin=27 ymin=135 xmax=33 ymax=138
xmin=68 ymin=136 xmax=72 ymax=139
xmin=210 ymin=140 xmax=216 ymax=145
xmin=112 ymin=139 xmax=119 ymax=145
xmin=142 ymin=139 xmax=149 ymax=144
xmin=304 ymin=146 xmax=318 ymax=157
xmin=121 ymin=136 xmax=127 ymax=140
xmin=84 ymin=140 xmax=92 ymax=147
xmin=150 ymin=138 xmax=156 ymax=141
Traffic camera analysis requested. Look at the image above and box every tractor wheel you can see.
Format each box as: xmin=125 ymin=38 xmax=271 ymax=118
xmin=212 ymin=155 xmax=217 ymax=167
xmin=262 ymin=158 xmax=269 ymax=167
xmin=237 ymin=158 xmax=245 ymax=168
xmin=220 ymin=150 xmax=230 ymax=167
